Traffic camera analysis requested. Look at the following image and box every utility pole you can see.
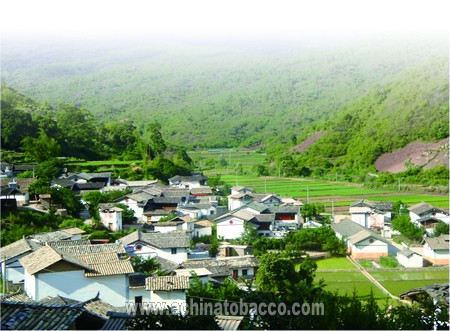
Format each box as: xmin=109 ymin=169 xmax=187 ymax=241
xmin=331 ymin=199 xmax=335 ymax=223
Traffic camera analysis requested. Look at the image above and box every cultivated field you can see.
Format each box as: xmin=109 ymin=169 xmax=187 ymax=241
xmin=368 ymin=268 xmax=449 ymax=296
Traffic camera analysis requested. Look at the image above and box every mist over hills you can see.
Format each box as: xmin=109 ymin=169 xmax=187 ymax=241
xmin=1 ymin=35 xmax=448 ymax=166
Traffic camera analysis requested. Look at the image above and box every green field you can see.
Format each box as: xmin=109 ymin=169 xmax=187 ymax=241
xmin=315 ymin=257 xmax=357 ymax=270
xmin=218 ymin=174 xmax=449 ymax=208
xmin=369 ymin=269 xmax=449 ymax=296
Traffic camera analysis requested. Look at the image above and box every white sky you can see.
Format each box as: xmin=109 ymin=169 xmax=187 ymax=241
xmin=1 ymin=0 xmax=449 ymax=40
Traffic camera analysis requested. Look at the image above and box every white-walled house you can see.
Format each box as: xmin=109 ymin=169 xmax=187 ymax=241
xmin=216 ymin=213 xmax=259 ymax=240
xmin=0 ymin=238 xmax=41 ymax=284
xmin=193 ymin=220 xmax=215 ymax=238
xmin=227 ymin=193 xmax=254 ymax=211
xmin=145 ymin=276 xmax=190 ymax=313
xmin=119 ymin=231 xmax=190 ymax=264
xmin=114 ymin=191 xmax=154 ymax=221
xmin=397 ymin=249 xmax=423 ymax=268
xmin=98 ymin=203 xmax=123 ymax=232
xmin=349 ymin=199 xmax=393 ymax=229
xmin=168 ymin=174 xmax=208 ymax=189
xmin=409 ymin=202 xmax=450 ymax=225
xmin=151 ymin=217 xmax=195 ymax=237
xmin=332 ymin=219 xmax=391 ymax=259
xmin=230 ymin=186 xmax=254 ymax=195
xmin=19 ymin=243 xmax=134 ymax=307
xmin=423 ymin=234 xmax=449 ymax=265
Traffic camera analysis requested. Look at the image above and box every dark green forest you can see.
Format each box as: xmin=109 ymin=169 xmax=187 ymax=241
xmin=1 ymin=36 xmax=448 ymax=181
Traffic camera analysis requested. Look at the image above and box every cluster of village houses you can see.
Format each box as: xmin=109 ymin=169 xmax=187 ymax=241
xmin=0 ymin=166 xmax=449 ymax=329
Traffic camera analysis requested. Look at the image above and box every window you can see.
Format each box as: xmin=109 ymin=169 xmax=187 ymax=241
xmin=171 ymin=248 xmax=177 ymax=254
xmin=135 ymin=296 xmax=143 ymax=305
xmin=242 ymin=269 xmax=248 ymax=276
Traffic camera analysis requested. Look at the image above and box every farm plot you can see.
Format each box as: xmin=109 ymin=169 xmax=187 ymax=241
xmin=368 ymin=269 xmax=449 ymax=297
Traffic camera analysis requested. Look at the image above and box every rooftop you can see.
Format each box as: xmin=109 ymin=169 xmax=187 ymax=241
xmin=146 ymin=276 xmax=190 ymax=291
xmin=424 ymin=234 xmax=450 ymax=250
xmin=119 ymin=231 xmax=190 ymax=249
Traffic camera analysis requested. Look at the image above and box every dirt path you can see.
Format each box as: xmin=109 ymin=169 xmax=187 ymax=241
xmin=346 ymin=256 xmax=412 ymax=304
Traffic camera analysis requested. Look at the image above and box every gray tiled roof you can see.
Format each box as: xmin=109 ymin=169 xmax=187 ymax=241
xmin=169 ymin=175 xmax=207 ymax=183
xmin=0 ymin=291 xmax=33 ymax=303
xmin=1 ymin=301 xmax=86 ymax=330
xmin=397 ymin=248 xmax=419 ymax=258
xmin=53 ymin=242 xmax=125 ymax=255
xmin=190 ymin=187 xmax=213 ymax=195
xmin=251 ymin=214 xmax=276 ymax=223
xmin=27 ymin=230 xmax=73 ymax=243
xmin=146 ymin=276 xmax=190 ymax=291
xmin=424 ymin=235 xmax=450 ymax=250
xmin=216 ymin=315 xmax=244 ymax=331
xmin=331 ymin=219 xmax=366 ymax=237
xmin=162 ymin=188 xmax=190 ymax=197
xmin=182 ymin=256 xmax=258 ymax=277
xmin=0 ymin=238 xmax=35 ymax=262
xmin=47 ymin=239 xmax=91 ymax=249
xmin=408 ymin=202 xmax=446 ymax=216
xmin=350 ymin=199 xmax=393 ymax=212
xmin=19 ymin=246 xmax=93 ymax=275
xmin=119 ymin=231 xmax=190 ymax=248
xmin=101 ymin=311 xmax=133 ymax=330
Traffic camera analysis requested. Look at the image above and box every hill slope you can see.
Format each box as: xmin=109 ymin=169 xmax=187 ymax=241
xmin=1 ymin=36 xmax=448 ymax=153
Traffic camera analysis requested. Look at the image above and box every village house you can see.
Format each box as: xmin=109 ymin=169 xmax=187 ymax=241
xmin=118 ymin=230 xmax=190 ymax=264
xmin=19 ymin=242 xmax=134 ymax=307
xmin=409 ymin=202 xmax=450 ymax=225
xmin=175 ymin=267 xmax=212 ymax=284
xmin=150 ymin=217 xmax=195 ymax=238
xmin=193 ymin=219 xmax=215 ymax=237
xmin=98 ymin=203 xmax=123 ymax=231
xmin=422 ymin=234 xmax=449 ymax=265
xmin=349 ymin=199 xmax=393 ymax=229
xmin=168 ymin=173 xmax=208 ymax=189
xmin=181 ymin=255 xmax=258 ymax=282
xmin=114 ymin=191 xmax=154 ymax=221
xmin=145 ymin=276 xmax=190 ymax=313
xmin=331 ymin=219 xmax=393 ymax=259
xmin=216 ymin=202 xmax=300 ymax=239
xmin=0 ymin=238 xmax=42 ymax=285
xmin=397 ymin=248 xmax=423 ymax=268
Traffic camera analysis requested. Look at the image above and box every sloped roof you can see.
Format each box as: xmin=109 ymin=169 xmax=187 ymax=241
xmin=424 ymin=235 xmax=450 ymax=250
xmin=400 ymin=283 xmax=449 ymax=306
xmin=169 ymin=175 xmax=207 ymax=183
xmin=182 ymin=256 xmax=259 ymax=277
xmin=102 ymin=311 xmax=134 ymax=330
xmin=54 ymin=242 xmax=126 ymax=255
xmin=15 ymin=177 xmax=37 ymax=193
xmin=0 ymin=290 xmax=33 ymax=303
xmin=331 ymin=219 xmax=366 ymax=238
xmin=162 ymin=188 xmax=190 ymax=197
xmin=216 ymin=315 xmax=244 ymax=331
xmin=190 ymin=187 xmax=213 ymax=195
xmin=398 ymin=248 xmax=421 ymax=258
xmin=27 ymin=230 xmax=72 ymax=243
xmin=409 ymin=202 xmax=447 ymax=216
xmin=350 ymin=199 xmax=393 ymax=212
xmin=119 ymin=231 xmax=190 ymax=248
xmin=19 ymin=246 xmax=92 ymax=275
xmin=0 ymin=238 xmax=35 ymax=262
xmin=175 ymin=268 xmax=212 ymax=277
xmin=61 ymin=227 xmax=85 ymax=235
xmin=347 ymin=230 xmax=390 ymax=245
xmin=47 ymin=239 xmax=91 ymax=250
xmin=1 ymin=301 xmax=86 ymax=330
xmin=251 ymin=214 xmax=276 ymax=223
xmin=194 ymin=220 xmax=215 ymax=228
xmin=146 ymin=276 xmax=190 ymax=291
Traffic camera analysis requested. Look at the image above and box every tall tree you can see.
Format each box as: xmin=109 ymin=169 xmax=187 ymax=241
xmin=21 ymin=129 xmax=61 ymax=163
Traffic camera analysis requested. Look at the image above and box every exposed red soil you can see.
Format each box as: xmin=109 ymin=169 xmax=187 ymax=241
xmin=291 ymin=131 xmax=326 ymax=153
xmin=375 ymin=138 xmax=449 ymax=173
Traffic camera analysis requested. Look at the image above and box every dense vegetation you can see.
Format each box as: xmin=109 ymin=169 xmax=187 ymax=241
xmin=1 ymin=36 xmax=448 ymax=184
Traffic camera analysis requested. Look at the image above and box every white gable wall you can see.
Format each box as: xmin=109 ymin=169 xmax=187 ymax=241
xmin=24 ymin=270 xmax=129 ymax=307
xmin=217 ymin=218 xmax=245 ymax=240
xmin=126 ymin=241 xmax=187 ymax=264
xmin=350 ymin=238 xmax=388 ymax=259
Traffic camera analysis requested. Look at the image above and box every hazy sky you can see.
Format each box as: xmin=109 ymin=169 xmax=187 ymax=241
xmin=1 ymin=0 xmax=449 ymax=42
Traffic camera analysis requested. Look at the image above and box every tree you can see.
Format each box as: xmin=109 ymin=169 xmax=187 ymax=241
xmin=21 ymin=129 xmax=61 ymax=163
xmin=392 ymin=214 xmax=425 ymax=242
xmin=239 ymin=222 xmax=259 ymax=245
xmin=131 ymin=255 xmax=161 ymax=274
xmin=209 ymin=239 xmax=219 ymax=257
xmin=114 ymin=203 xmax=135 ymax=224
xmin=143 ymin=122 xmax=167 ymax=160
xmin=434 ymin=222 xmax=449 ymax=237
xmin=255 ymin=253 xmax=300 ymax=298
xmin=1 ymin=108 xmax=38 ymax=150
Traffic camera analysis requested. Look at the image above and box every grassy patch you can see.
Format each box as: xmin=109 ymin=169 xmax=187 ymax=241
xmin=382 ymin=279 xmax=450 ymax=296
xmin=315 ymin=257 xmax=357 ymax=270
xmin=379 ymin=256 xmax=399 ymax=268
xmin=359 ymin=260 xmax=373 ymax=268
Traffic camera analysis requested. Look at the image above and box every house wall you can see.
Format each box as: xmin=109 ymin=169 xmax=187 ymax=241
xmin=126 ymin=241 xmax=188 ymax=264
xmin=153 ymin=225 xmax=180 ymax=233
xmin=216 ymin=218 xmax=245 ymax=240
xmin=351 ymin=213 xmax=369 ymax=228
xmin=150 ymin=290 xmax=187 ymax=313
xmin=129 ymin=287 xmax=151 ymax=304
xmin=350 ymin=238 xmax=388 ymax=259
xmin=100 ymin=211 xmax=122 ymax=232
xmin=423 ymin=245 xmax=449 ymax=265
xmin=230 ymin=267 xmax=255 ymax=279
xmin=194 ymin=227 xmax=212 ymax=238
xmin=26 ymin=269 xmax=129 ymax=307
xmin=118 ymin=199 xmax=144 ymax=220
xmin=397 ymin=253 xmax=423 ymax=268
xmin=3 ymin=260 xmax=25 ymax=284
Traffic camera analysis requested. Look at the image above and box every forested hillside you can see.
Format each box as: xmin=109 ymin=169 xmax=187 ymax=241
xmin=1 ymin=37 xmax=448 ymax=151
